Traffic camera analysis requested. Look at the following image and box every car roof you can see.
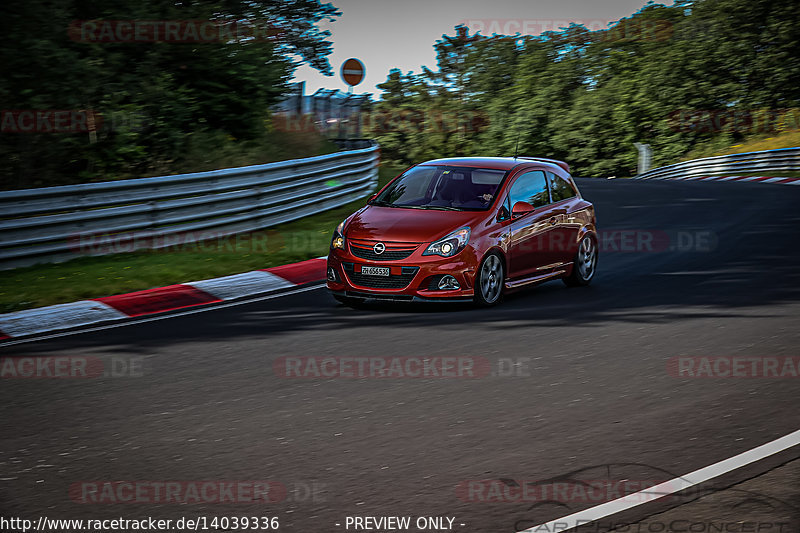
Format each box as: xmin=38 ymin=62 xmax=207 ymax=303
xmin=419 ymin=156 xmax=569 ymax=174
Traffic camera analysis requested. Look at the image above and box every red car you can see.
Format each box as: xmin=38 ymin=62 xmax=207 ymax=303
xmin=327 ymin=156 xmax=597 ymax=306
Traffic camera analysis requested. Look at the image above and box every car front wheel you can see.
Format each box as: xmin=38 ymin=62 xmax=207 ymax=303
xmin=474 ymin=252 xmax=504 ymax=306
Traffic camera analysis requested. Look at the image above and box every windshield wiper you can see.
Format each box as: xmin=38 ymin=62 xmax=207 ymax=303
xmin=373 ymin=203 xmax=435 ymax=210
xmin=369 ymin=199 xmax=396 ymax=207
xmin=370 ymin=201 xmax=461 ymax=211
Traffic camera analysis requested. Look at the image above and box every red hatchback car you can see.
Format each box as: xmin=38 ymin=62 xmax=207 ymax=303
xmin=327 ymin=156 xmax=597 ymax=306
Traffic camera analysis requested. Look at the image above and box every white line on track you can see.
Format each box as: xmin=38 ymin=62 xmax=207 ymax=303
xmin=0 ymin=284 xmax=326 ymax=348
xmin=520 ymin=428 xmax=800 ymax=532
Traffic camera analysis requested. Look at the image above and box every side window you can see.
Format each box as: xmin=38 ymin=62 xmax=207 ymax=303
xmin=547 ymin=172 xmax=577 ymax=202
xmin=508 ymin=171 xmax=549 ymax=208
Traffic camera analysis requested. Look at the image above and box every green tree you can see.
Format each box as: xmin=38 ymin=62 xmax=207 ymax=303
xmin=371 ymin=0 xmax=800 ymax=176
xmin=0 ymin=0 xmax=339 ymax=189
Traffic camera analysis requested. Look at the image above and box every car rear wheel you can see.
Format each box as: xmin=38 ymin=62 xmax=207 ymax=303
xmin=474 ymin=252 xmax=504 ymax=306
xmin=563 ymin=235 xmax=597 ymax=287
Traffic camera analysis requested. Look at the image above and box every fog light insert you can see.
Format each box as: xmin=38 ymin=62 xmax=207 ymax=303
xmin=437 ymin=275 xmax=460 ymax=290
xmin=327 ymin=266 xmax=339 ymax=282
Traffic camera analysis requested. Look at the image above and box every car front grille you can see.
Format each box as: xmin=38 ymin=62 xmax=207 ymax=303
xmin=348 ymin=240 xmax=419 ymax=261
xmin=342 ymin=264 xmax=419 ymax=289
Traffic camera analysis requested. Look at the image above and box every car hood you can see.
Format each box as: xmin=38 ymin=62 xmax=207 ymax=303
xmin=345 ymin=205 xmax=483 ymax=243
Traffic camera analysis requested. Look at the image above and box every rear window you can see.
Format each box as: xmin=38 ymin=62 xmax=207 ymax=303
xmin=547 ymin=172 xmax=577 ymax=201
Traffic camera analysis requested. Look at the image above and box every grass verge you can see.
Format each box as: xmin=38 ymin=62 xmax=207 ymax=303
xmin=683 ymin=130 xmax=800 ymax=161
xmin=0 ymin=165 xmax=403 ymax=314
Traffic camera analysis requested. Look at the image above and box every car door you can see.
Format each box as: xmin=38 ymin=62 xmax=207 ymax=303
xmin=546 ymin=171 xmax=581 ymax=264
xmin=505 ymin=170 xmax=561 ymax=279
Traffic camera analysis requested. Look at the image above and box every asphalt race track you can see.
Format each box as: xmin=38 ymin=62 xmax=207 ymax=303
xmin=2 ymin=178 xmax=799 ymax=531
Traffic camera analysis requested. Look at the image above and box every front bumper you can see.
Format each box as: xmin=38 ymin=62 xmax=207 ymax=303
xmin=329 ymin=290 xmax=473 ymax=303
xmin=326 ymin=246 xmax=477 ymax=301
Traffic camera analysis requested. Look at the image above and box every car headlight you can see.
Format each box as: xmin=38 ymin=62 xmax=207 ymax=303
xmin=331 ymin=220 xmax=346 ymax=250
xmin=423 ymin=226 xmax=471 ymax=257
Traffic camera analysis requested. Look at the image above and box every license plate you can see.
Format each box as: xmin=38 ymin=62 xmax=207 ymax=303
xmin=360 ymin=266 xmax=390 ymax=276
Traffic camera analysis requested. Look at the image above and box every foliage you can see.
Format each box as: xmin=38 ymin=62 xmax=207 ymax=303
xmin=684 ymin=130 xmax=800 ymax=161
xmin=0 ymin=0 xmax=340 ymax=189
xmin=368 ymin=0 xmax=800 ymax=176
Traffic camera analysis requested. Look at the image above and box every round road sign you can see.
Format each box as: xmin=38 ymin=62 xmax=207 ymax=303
xmin=341 ymin=58 xmax=365 ymax=87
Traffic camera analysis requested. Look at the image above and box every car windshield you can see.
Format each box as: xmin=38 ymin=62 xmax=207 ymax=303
xmin=371 ymin=166 xmax=507 ymax=211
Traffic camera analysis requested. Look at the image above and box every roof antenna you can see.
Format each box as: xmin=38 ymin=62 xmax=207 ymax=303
xmin=513 ymin=134 xmax=520 ymax=160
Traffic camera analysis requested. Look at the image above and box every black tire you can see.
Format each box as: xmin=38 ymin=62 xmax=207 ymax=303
xmin=474 ymin=252 xmax=505 ymax=306
xmin=563 ymin=235 xmax=597 ymax=287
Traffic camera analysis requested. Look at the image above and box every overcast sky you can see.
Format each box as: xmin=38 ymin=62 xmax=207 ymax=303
xmin=291 ymin=0 xmax=670 ymax=97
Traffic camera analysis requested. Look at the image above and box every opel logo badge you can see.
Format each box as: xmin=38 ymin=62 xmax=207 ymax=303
xmin=373 ymin=242 xmax=385 ymax=255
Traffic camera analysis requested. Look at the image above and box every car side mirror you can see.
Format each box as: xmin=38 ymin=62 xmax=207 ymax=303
xmin=497 ymin=205 xmax=510 ymax=221
xmin=511 ymin=201 xmax=535 ymax=218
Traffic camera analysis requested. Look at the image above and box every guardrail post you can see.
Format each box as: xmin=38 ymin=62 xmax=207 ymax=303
xmin=634 ymin=142 xmax=652 ymax=175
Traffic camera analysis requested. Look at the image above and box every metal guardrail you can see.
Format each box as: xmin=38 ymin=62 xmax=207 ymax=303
xmin=635 ymin=147 xmax=800 ymax=181
xmin=0 ymin=143 xmax=380 ymax=270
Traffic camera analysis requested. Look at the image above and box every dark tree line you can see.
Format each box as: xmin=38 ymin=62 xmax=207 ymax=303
xmin=2 ymin=0 xmax=798 ymax=189
xmin=0 ymin=0 xmax=339 ymax=189
xmin=368 ymin=0 xmax=800 ymax=176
